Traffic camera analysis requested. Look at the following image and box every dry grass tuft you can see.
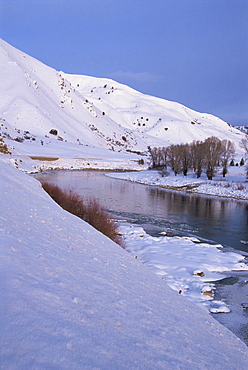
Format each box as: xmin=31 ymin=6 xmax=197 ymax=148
xmin=41 ymin=182 xmax=124 ymax=247
xmin=30 ymin=156 xmax=59 ymax=161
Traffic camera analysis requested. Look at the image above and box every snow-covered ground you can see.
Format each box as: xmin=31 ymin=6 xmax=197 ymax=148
xmin=107 ymin=166 xmax=248 ymax=200
xmin=1 ymin=159 xmax=248 ymax=369
xmin=120 ymin=223 xmax=248 ymax=314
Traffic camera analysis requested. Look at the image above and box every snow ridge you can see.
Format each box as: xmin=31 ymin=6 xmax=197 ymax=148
xmin=0 ymin=38 xmax=246 ymax=159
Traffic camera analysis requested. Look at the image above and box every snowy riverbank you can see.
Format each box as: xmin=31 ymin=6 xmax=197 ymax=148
xmin=1 ymin=159 xmax=248 ymax=368
xmin=107 ymin=166 xmax=248 ymax=200
xmin=120 ymin=223 xmax=248 ymax=313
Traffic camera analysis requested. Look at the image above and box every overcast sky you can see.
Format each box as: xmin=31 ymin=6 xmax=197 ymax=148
xmin=1 ymin=0 xmax=247 ymax=126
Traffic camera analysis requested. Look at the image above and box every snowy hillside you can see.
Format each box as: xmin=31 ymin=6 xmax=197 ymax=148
xmin=236 ymin=125 xmax=248 ymax=134
xmin=1 ymin=158 xmax=248 ymax=369
xmin=0 ymin=38 xmax=245 ymax=160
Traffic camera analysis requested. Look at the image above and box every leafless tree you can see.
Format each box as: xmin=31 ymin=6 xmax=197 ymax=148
xmin=166 ymin=144 xmax=181 ymax=175
xmin=148 ymin=146 xmax=167 ymax=168
xmin=149 ymin=136 xmax=237 ymax=180
xmin=240 ymin=135 xmax=248 ymax=178
xmin=204 ymin=137 xmax=224 ymax=180
xmin=221 ymin=140 xmax=235 ymax=177
xmin=178 ymin=143 xmax=192 ymax=176
xmin=191 ymin=140 xmax=205 ymax=178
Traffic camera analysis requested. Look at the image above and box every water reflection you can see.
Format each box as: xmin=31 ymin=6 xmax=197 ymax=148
xmin=148 ymin=187 xmax=248 ymax=251
xmin=34 ymin=170 xmax=248 ymax=253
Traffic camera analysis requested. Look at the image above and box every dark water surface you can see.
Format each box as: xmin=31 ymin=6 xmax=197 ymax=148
xmin=34 ymin=170 xmax=248 ymax=344
xmin=35 ymin=170 xmax=248 ymax=253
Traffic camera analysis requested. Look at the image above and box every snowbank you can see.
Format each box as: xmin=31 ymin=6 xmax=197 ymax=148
xmin=120 ymin=224 xmax=248 ymax=314
xmin=107 ymin=167 xmax=248 ymax=200
xmin=1 ymin=159 xmax=248 ymax=369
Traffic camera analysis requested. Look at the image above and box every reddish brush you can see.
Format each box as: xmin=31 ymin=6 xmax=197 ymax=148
xmin=41 ymin=182 xmax=124 ymax=247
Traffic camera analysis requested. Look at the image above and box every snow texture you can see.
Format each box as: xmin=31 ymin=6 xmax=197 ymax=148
xmin=120 ymin=223 xmax=248 ymax=314
xmin=1 ymin=160 xmax=248 ymax=369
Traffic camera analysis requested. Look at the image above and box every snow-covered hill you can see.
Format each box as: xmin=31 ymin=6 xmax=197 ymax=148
xmin=1 ymin=159 xmax=248 ymax=368
xmin=236 ymin=125 xmax=248 ymax=134
xmin=0 ymin=38 xmax=245 ymax=159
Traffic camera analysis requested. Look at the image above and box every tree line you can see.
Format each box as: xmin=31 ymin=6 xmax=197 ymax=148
xmin=148 ymin=136 xmax=237 ymax=180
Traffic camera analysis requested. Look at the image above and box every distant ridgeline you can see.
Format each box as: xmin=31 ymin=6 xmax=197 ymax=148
xmin=235 ymin=126 xmax=248 ymax=134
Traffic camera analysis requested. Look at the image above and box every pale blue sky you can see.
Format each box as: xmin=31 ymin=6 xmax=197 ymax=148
xmin=1 ymin=0 xmax=247 ymax=125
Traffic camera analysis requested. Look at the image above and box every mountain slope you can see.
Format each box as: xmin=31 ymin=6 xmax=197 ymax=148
xmin=0 ymin=38 xmax=245 ymax=157
xmin=65 ymin=73 xmax=244 ymax=147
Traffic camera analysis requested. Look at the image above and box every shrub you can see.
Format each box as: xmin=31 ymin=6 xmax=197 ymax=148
xmin=237 ymin=183 xmax=245 ymax=191
xmin=41 ymin=182 xmax=124 ymax=247
xmin=49 ymin=129 xmax=58 ymax=135
xmin=0 ymin=138 xmax=11 ymax=154
xmin=159 ymin=168 xmax=170 ymax=177
xmin=14 ymin=137 xmax=24 ymax=142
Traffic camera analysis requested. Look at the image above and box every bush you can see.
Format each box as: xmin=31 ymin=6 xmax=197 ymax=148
xmin=240 ymin=158 xmax=245 ymax=166
xmin=0 ymin=138 xmax=11 ymax=154
xmin=14 ymin=137 xmax=24 ymax=142
xmin=237 ymin=183 xmax=245 ymax=191
xmin=159 ymin=168 xmax=170 ymax=177
xmin=41 ymin=182 xmax=124 ymax=247
xmin=49 ymin=129 xmax=58 ymax=135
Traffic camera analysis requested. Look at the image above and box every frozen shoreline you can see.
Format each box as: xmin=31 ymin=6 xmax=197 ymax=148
xmin=107 ymin=168 xmax=248 ymax=344
xmin=120 ymin=223 xmax=248 ymax=315
xmin=107 ymin=167 xmax=248 ymax=201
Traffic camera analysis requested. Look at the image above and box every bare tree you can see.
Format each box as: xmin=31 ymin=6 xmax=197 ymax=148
xmin=240 ymin=135 xmax=248 ymax=178
xmin=166 ymin=144 xmax=181 ymax=175
xmin=148 ymin=146 xmax=158 ymax=168
xmin=221 ymin=140 xmax=235 ymax=177
xmin=161 ymin=147 xmax=167 ymax=169
xmin=191 ymin=140 xmax=205 ymax=178
xmin=148 ymin=146 xmax=167 ymax=168
xmin=149 ymin=136 xmax=237 ymax=180
xmin=203 ymin=137 xmax=224 ymax=180
xmin=179 ymin=143 xmax=192 ymax=176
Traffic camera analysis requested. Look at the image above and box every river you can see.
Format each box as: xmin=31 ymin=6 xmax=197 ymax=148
xmin=34 ymin=170 xmax=248 ymax=344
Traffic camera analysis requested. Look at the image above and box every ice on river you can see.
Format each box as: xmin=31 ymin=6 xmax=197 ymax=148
xmin=120 ymin=223 xmax=248 ymax=313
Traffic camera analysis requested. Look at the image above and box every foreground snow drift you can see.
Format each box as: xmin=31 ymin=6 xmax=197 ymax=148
xmin=120 ymin=224 xmax=248 ymax=314
xmin=1 ymin=160 xmax=248 ymax=369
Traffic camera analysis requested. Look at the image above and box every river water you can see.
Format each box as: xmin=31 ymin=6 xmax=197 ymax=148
xmin=34 ymin=170 xmax=248 ymax=344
